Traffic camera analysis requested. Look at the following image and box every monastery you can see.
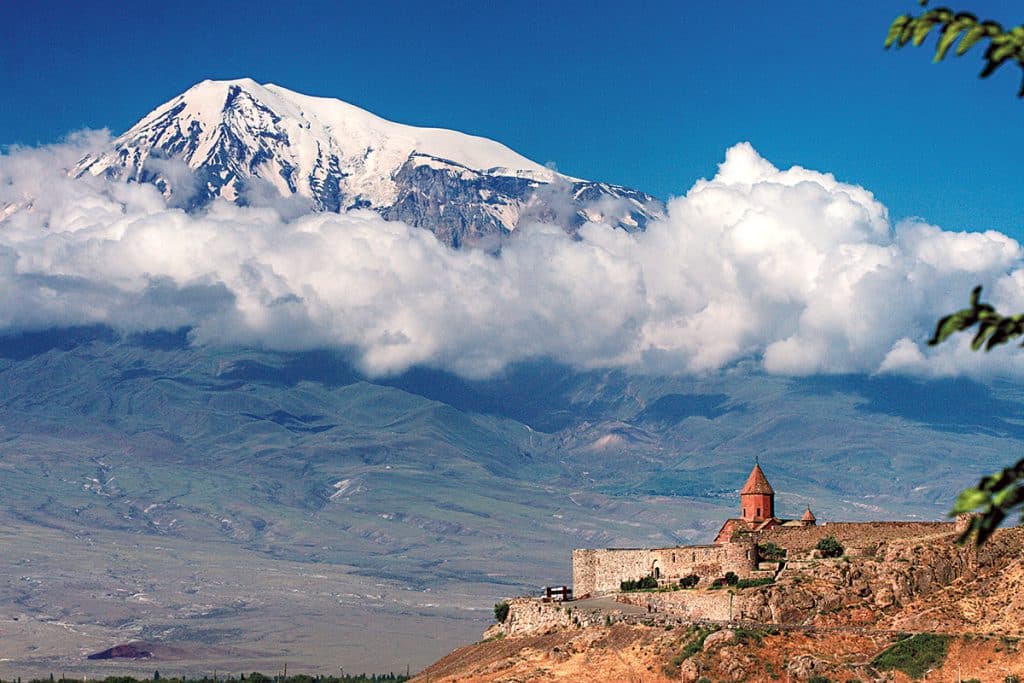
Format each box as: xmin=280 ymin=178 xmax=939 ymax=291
xmin=572 ymin=463 xmax=818 ymax=596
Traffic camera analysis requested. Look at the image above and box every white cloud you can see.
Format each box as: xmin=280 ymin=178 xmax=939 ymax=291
xmin=1 ymin=137 xmax=1023 ymax=379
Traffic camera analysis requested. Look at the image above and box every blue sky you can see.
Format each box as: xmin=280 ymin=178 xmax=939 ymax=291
xmin=2 ymin=1 xmax=1021 ymax=237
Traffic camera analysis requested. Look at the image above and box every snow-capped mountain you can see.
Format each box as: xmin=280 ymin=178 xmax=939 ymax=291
xmin=75 ymin=79 xmax=663 ymax=246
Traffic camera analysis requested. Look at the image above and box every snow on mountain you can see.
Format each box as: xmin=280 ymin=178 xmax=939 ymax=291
xmin=75 ymin=79 xmax=663 ymax=246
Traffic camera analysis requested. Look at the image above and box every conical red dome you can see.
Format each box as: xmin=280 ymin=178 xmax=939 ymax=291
xmin=801 ymin=505 xmax=816 ymax=522
xmin=740 ymin=463 xmax=774 ymax=495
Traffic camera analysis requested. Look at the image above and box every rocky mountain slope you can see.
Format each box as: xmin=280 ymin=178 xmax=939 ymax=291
xmin=74 ymin=79 xmax=663 ymax=246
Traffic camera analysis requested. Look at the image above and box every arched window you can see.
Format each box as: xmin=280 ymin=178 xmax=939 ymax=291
xmin=756 ymin=507 xmax=761 ymax=517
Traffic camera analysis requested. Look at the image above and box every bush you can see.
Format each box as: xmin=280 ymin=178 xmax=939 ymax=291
xmin=758 ymin=541 xmax=786 ymax=561
xmin=816 ymin=535 xmax=845 ymax=558
xmin=735 ymin=577 xmax=775 ymax=589
xmin=724 ymin=571 xmax=739 ymax=585
xmin=808 ymin=677 xmax=834 ymax=683
xmin=620 ymin=574 xmax=659 ymax=591
xmin=1006 ymin=676 xmax=1021 ymax=683
xmin=679 ymin=574 xmax=699 ymax=588
xmin=872 ymin=633 xmax=950 ymax=678
xmin=663 ymin=627 xmax=716 ymax=676
xmin=493 ymin=601 xmax=510 ymax=623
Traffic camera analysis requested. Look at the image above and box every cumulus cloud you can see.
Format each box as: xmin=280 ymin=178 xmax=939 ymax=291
xmin=1 ymin=137 xmax=1023 ymax=379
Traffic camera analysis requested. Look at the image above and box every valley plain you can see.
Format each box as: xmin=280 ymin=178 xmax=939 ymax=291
xmin=0 ymin=329 xmax=1021 ymax=675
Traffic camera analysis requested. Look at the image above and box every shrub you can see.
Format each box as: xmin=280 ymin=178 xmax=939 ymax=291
xmin=663 ymin=627 xmax=717 ymax=675
xmin=734 ymin=627 xmax=764 ymax=644
xmin=620 ymin=574 xmax=659 ymax=591
xmin=1005 ymin=676 xmax=1021 ymax=683
xmin=724 ymin=571 xmax=739 ymax=585
xmin=808 ymin=677 xmax=834 ymax=683
xmin=493 ymin=601 xmax=510 ymax=623
xmin=816 ymin=535 xmax=845 ymax=558
xmin=758 ymin=541 xmax=786 ymax=561
xmin=679 ymin=574 xmax=699 ymax=589
xmin=735 ymin=577 xmax=775 ymax=589
xmin=872 ymin=633 xmax=950 ymax=678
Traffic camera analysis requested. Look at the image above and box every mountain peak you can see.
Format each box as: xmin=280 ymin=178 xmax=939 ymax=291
xmin=75 ymin=79 xmax=662 ymax=246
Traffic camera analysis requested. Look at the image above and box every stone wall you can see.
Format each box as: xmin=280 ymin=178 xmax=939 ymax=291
xmin=573 ymin=539 xmax=757 ymax=596
xmin=616 ymin=590 xmax=733 ymax=620
xmin=760 ymin=521 xmax=955 ymax=557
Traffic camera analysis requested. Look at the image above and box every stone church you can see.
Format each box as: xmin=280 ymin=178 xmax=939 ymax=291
xmin=572 ymin=463 xmax=816 ymax=596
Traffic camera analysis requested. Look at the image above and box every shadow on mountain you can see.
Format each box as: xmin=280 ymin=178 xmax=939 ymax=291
xmin=126 ymin=327 xmax=192 ymax=350
xmin=218 ymin=351 xmax=360 ymax=387
xmin=800 ymin=375 xmax=1024 ymax=438
xmin=383 ymin=362 xmax=587 ymax=432
xmin=634 ymin=393 xmax=734 ymax=425
xmin=0 ymin=325 xmax=118 ymax=360
xmin=220 ymin=353 xmax=587 ymax=432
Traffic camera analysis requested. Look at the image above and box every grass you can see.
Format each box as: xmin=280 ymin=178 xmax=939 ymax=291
xmin=871 ymin=633 xmax=950 ymax=679
xmin=663 ymin=626 xmax=718 ymax=676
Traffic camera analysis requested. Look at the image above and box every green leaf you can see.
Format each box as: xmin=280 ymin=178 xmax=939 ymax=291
xmin=912 ymin=18 xmax=937 ymax=47
xmin=970 ymin=320 xmax=996 ymax=351
xmin=991 ymin=485 xmax=1019 ymax=508
xmin=936 ymin=25 xmax=966 ymax=61
xmin=958 ymin=24 xmax=988 ymax=55
xmin=952 ymin=487 xmax=990 ymax=513
xmin=928 ymin=311 xmax=972 ymax=346
xmin=969 ymin=285 xmax=983 ymax=307
xmin=886 ymin=16 xmax=912 ymax=48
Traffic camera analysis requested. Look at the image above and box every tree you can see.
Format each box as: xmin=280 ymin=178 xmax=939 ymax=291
xmin=888 ymin=3 xmax=1024 ymax=544
xmin=886 ymin=1 xmax=1024 ymax=96
xmin=493 ymin=601 xmax=510 ymax=623
xmin=815 ymin=535 xmax=844 ymax=558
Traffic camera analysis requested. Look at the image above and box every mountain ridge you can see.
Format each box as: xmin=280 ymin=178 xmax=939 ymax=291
xmin=74 ymin=79 xmax=664 ymax=246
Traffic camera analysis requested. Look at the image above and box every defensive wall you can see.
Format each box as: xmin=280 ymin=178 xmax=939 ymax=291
xmin=573 ymin=521 xmax=962 ymax=597
xmin=760 ymin=521 xmax=956 ymax=556
xmin=573 ymin=537 xmax=756 ymax=596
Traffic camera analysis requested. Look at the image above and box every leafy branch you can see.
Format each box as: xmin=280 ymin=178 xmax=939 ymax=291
xmin=886 ymin=1 xmax=1024 ymax=96
xmin=929 ymin=286 xmax=1024 ymax=544
xmin=953 ymin=460 xmax=1024 ymax=545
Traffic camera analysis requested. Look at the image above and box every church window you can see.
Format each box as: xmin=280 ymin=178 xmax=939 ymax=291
xmin=757 ymin=507 xmax=761 ymax=517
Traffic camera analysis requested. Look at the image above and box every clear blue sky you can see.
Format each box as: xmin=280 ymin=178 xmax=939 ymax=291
xmin=2 ymin=1 xmax=1021 ymax=237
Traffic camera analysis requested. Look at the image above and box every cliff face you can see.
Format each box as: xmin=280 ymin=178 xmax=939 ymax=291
xmin=738 ymin=533 xmax=977 ymax=626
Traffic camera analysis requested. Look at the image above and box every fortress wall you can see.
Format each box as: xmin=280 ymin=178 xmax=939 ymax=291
xmin=616 ymin=590 xmax=732 ymax=620
xmin=573 ymin=540 xmax=756 ymax=596
xmin=762 ymin=521 xmax=955 ymax=556
xmin=572 ymin=548 xmax=650 ymax=596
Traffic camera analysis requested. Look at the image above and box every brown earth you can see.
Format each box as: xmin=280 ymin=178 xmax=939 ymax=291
xmin=415 ymin=627 xmax=1024 ymax=682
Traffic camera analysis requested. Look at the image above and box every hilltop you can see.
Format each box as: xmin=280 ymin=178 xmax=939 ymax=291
xmin=416 ymin=526 xmax=1024 ymax=681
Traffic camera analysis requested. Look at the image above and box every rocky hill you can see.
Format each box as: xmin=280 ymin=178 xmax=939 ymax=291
xmin=416 ymin=527 xmax=1024 ymax=681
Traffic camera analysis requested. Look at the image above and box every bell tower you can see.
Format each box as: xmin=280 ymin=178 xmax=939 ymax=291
xmin=740 ymin=462 xmax=775 ymax=522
